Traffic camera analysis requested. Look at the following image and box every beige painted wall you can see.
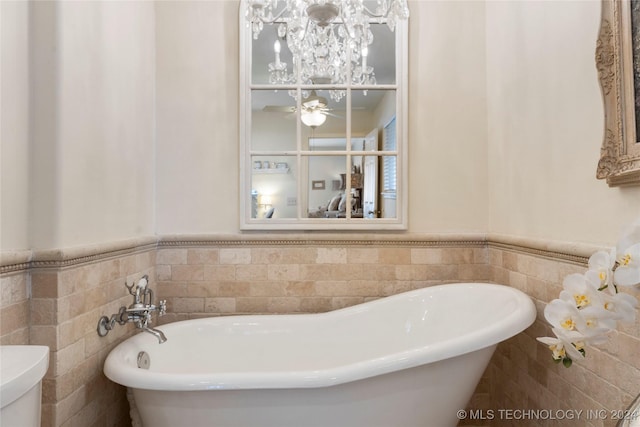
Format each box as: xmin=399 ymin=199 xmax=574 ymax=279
xmin=1 ymin=1 xmax=30 ymax=250
xmin=55 ymin=1 xmax=156 ymax=248
xmin=2 ymin=1 xmax=157 ymax=250
xmin=486 ymin=0 xmax=640 ymax=246
xmin=155 ymin=1 xmax=240 ymax=235
xmin=407 ymin=0 xmax=489 ymax=233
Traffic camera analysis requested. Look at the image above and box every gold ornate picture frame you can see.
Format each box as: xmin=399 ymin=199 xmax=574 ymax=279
xmin=596 ymin=0 xmax=640 ymax=186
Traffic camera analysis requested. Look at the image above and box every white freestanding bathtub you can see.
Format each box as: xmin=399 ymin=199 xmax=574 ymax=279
xmin=104 ymin=283 xmax=536 ymax=427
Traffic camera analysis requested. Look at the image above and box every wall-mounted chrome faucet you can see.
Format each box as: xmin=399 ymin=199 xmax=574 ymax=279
xmin=97 ymin=275 xmax=168 ymax=343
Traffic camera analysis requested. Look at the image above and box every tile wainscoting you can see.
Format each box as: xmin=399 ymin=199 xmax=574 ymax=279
xmin=155 ymin=234 xmax=489 ymax=321
xmin=1 ymin=233 xmax=638 ymax=427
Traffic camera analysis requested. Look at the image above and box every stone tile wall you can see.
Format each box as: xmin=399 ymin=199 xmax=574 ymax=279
xmin=3 ymin=234 xmax=639 ymax=427
xmin=460 ymin=240 xmax=640 ymax=427
xmin=30 ymin=247 xmax=156 ymax=427
xmin=1 ymin=266 xmax=30 ymax=345
xmin=155 ymin=240 xmax=490 ymax=321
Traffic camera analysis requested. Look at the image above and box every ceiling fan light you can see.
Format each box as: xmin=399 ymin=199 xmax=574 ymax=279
xmin=301 ymin=110 xmax=327 ymax=128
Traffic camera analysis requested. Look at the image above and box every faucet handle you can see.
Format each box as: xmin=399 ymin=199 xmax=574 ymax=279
xmin=125 ymin=281 xmax=136 ymax=296
xmin=158 ymin=299 xmax=167 ymax=316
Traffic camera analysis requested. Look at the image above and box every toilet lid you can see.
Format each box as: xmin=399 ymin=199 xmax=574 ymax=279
xmin=0 ymin=346 xmax=49 ymax=408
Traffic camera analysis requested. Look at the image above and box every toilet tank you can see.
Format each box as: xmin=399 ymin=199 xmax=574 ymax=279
xmin=0 ymin=345 xmax=49 ymax=427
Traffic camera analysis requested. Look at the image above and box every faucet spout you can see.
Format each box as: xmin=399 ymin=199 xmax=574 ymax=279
xmin=141 ymin=325 xmax=167 ymax=344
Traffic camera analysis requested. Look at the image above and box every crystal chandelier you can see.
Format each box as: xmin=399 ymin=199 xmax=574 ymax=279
xmin=246 ymin=0 xmax=409 ymax=101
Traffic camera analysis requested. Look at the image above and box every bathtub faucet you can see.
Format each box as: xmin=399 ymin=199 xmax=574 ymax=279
xmin=96 ymin=275 xmax=168 ymax=343
xmin=139 ymin=323 xmax=167 ymax=344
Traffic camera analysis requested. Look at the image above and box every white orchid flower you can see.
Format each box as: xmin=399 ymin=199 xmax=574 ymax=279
xmin=544 ymin=299 xmax=586 ymax=332
xmin=578 ymin=305 xmax=617 ymax=338
xmin=545 ymin=296 xmax=613 ymax=339
xmin=536 ymin=336 xmax=569 ymax=361
xmin=559 ymin=272 xmax=604 ymax=309
xmin=588 ymin=249 xmax=616 ymax=293
xmin=537 ymin=328 xmax=587 ymax=362
xmin=600 ymin=291 xmax=639 ymax=323
xmin=614 ymin=242 xmax=640 ymax=287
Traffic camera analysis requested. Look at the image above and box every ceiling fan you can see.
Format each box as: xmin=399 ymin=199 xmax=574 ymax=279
xmin=262 ymin=90 xmax=339 ymax=118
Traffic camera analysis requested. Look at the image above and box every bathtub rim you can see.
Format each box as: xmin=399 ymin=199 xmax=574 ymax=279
xmin=104 ymin=282 xmax=536 ymax=391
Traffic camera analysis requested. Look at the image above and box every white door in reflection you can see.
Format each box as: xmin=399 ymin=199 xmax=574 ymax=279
xmin=362 ymin=128 xmax=379 ymax=219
